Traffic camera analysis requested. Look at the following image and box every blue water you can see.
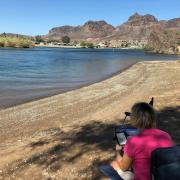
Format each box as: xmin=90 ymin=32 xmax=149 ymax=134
xmin=0 ymin=47 xmax=179 ymax=108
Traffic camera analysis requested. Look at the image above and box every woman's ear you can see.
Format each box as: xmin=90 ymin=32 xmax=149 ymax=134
xmin=130 ymin=117 xmax=137 ymax=127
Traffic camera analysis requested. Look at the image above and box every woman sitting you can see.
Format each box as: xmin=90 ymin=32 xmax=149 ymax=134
xmin=101 ymin=102 xmax=174 ymax=180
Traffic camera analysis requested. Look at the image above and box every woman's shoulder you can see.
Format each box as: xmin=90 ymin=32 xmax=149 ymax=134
xmin=147 ymin=128 xmax=171 ymax=136
xmin=141 ymin=128 xmax=169 ymax=135
xmin=141 ymin=128 xmax=173 ymax=143
xmin=128 ymin=128 xmax=171 ymax=141
xmin=125 ymin=128 xmax=173 ymax=149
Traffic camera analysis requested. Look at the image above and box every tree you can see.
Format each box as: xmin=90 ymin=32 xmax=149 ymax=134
xmin=2 ymin=32 xmax=6 ymax=37
xmin=35 ymin=35 xmax=44 ymax=43
xmin=86 ymin=42 xmax=94 ymax=48
xmin=80 ymin=41 xmax=94 ymax=48
xmin=80 ymin=41 xmax=86 ymax=48
xmin=61 ymin=36 xmax=70 ymax=44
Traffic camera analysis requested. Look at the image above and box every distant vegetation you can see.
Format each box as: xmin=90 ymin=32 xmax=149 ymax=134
xmin=80 ymin=41 xmax=94 ymax=48
xmin=35 ymin=35 xmax=45 ymax=43
xmin=0 ymin=34 xmax=34 ymax=48
xmin=61 ymin=36 xmax=71 ymax=44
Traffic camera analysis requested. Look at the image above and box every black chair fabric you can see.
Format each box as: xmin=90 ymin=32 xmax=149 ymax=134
xmin=151 ymin=145 xmax=180 ymax=180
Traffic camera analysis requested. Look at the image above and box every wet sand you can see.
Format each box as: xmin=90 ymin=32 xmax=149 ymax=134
xmin=0 ymin=60 xmax=180 ymax=179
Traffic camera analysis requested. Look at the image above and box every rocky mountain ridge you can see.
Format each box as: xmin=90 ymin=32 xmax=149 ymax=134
xmin=47 ymin=20 xmax=115 ymax=41
xmin=44 ymin=13 xmax=180 ymax=54
xmin=125 ymin=13 xmax=158 ymax=26
xmin=46 ymin=13 xmax=180 ymax=42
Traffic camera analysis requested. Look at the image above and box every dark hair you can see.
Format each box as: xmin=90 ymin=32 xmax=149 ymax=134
xmin=131 ymin=102 xmax=156 ymax=129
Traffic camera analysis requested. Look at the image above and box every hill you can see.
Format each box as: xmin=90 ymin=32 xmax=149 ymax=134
xmin=46 ymin=20 xmax=115 ymax=41
xmin=45 ymin=13 xmax=180 ymax=54
xmin=46 ymin=13 xmax=180 ymax=41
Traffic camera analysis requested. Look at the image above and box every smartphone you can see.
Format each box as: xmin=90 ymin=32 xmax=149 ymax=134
xmin=116 ymin=132 xmax=127 ymax=145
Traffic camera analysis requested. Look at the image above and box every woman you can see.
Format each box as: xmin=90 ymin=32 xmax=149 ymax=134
xmin=101 ymin=102 xmax=174 ymax=180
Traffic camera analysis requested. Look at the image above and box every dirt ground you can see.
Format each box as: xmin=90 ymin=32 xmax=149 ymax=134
xmin=0 ymin=60 xmax=180 ymax=180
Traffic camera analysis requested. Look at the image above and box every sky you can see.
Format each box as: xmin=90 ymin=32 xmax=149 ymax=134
xmin=0 ymin=0 xmax=179 ymax=36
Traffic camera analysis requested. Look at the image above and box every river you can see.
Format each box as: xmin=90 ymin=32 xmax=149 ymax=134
xmin=0 ymin=47 xmax=179 ymax=108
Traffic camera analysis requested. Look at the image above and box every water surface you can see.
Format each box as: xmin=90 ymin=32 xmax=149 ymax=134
xmin=0 ymin=47 xmax=179 ymax=108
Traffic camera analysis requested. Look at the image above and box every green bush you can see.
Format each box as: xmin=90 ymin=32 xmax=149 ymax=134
xmin=35 ymin=35 xmax=44 ymax=43
xmin=0 ymin=37 xmax=6 ymax=47
xmin=0 ymin=42 xmax=4 ymax=47
xmin=18 ymin=39 xmax=34 ymax=48
xmin=80 ymin=41 xmax=86 ymax=48
xmin=143 ymin=45 xmax=154 ymax=51
xmin=0 ymin=36 xmax=34 ymax=48
xmin=80 ymin=41 xmax=94 ymax=48
xmin=61 ymin=36 xmax=70 ymax=44
xmin=86 ymin=42 xmax=94 ymax=48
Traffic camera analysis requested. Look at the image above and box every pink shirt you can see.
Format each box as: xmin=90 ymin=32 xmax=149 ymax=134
xmin=124 ymin=128 xmax=173 ymax=180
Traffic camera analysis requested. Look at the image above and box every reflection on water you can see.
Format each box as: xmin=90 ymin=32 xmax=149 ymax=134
xmin=0 ymin=47 xmax=179 ymax=108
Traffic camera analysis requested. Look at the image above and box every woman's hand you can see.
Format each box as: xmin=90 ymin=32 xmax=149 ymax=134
xmin=115 ymin=143 xmax=123 ymax=162
xmin=111 ymin=145 xmax=133 ymax=172
xmin=111 ymin=160 xmax=121 ymax=171
xmin=116 ymin=144 xmax=123 ymax=151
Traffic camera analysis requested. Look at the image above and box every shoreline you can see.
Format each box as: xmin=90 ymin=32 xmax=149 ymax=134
xmin=35 ymin=44 xmax=145 ymax=50
xmin=0 ymin=60 xmax=180 ymax=142
xmin=35 ymin=45 xmax=180 ymax=55
xmin=0 ymin=62 xmax=136 ymax=109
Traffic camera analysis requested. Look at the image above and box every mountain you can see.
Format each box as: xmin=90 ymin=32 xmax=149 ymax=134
xmin=165 ymin=18 xmax=180 ymax=28
xmin=147 ymin=28 xmax=180 ymax=54
xmin=106 ymin=13 xmax=160 ymax=40
xmin=46 ymin=13 xmax=180 ymax=42
xmin=46 ymin=20 xmax=115 ymax=41
xmin=125 ymin=13 xmax=158 ymax=26
xmin=45 ymin=13 xmax=180 ymax=54
xmin=0 ymin=33 xmax=33 ymax=39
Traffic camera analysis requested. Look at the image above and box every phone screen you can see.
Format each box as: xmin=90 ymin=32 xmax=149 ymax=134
xmin=116 ymin=132 xmax=127 ymax=145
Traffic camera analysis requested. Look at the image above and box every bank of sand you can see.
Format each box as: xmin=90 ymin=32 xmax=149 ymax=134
xmin=0 ymin=60 xmax=180 ymax=179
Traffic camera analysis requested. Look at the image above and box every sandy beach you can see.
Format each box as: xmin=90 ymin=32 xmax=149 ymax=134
xmin=0 ymin=60 xmax=180 ymax=179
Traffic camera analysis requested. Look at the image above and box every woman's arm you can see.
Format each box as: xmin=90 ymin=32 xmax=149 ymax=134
xmin=117 ymin=153 xmax=133 ymax=171
xmin=111 ymin=144 xmax=133 ymax=171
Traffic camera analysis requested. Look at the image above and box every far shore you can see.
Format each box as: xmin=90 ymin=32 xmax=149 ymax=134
xmin=0 ymin=60 xmax=180 ymax=179
xmin=35 ymin=44 xmax=180 ymax=54
xmin=35 ymin=44 xmax=79 ymax=48
xmin=35 ymin=44 xmax=144 ymax=50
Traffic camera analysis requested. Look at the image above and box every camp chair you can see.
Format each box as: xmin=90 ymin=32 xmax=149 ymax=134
xmin=151 ymin=145 xmax=180 ymax=180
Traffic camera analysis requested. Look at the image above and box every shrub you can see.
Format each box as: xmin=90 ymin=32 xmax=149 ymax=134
xmin=80 ymin=41 xmax=94 ymax=48
xmin=80 ymin=41 xmax=86 ymax=48
xmin=0 ymin=42 xmax=4 ymax=47
xmin=86 ymin=42 xmax=94 ymax=48
xmin=0 ymin=37 xmax=34 ymax=48
xmin=35 ymin=35 xmax=44 ymax=43
xmin=6 ymin=41 xmax=16 ymax=48
xmin=0 ymin=42 xmax=3 ymax=47
xmin=61 ymin=36 xmax=70 ymax=44
xmin=18 ymin=39 xmax=33 ymax=48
